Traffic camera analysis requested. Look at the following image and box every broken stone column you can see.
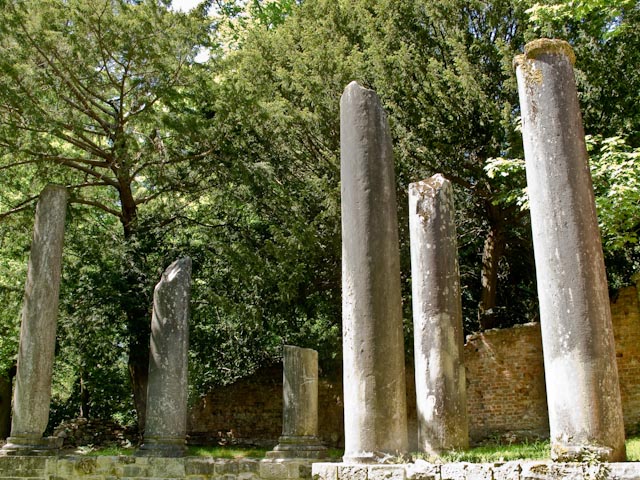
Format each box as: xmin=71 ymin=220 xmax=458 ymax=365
xmin=340 ymin=81 xmax=408 ymax=463
xmin=139 ymin=257 xmax=191 ymax=457
xmin=515 ymin=39 xmax=626 ymax=462
xmin=267 ymin=345 xmax=327 ymax=459
xmin=2 ymin=185 xmax=67 ymax=455
xmin=409 ymin=174 xmax=468 ymax=454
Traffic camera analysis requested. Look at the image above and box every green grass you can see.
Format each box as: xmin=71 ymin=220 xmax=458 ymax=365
xmin=77 ymin=437 xmax=640 ymax=462
xmin=625 ymin=436 xmax=640 ymax=461
xmin=78 ymin=445 xmax=136 ymax=456
xmin=434 ymin=440 xmax=550 ymax=463
xmin=428 ymin=436 xmax=640 ymax=463
xmin=186 ymin=446 xmax=268 ymax=458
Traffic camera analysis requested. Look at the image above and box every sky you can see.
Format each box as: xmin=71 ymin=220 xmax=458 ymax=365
xmin=171 ymin=0 xmax=201 ymax=12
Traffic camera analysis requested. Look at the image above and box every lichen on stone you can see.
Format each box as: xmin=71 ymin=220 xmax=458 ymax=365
xmin=524 ymin=38 xmax=576 ymax=65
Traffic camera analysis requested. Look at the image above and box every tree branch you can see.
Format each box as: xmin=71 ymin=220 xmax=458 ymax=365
xmin=69 ymin=197 xmax=121 ymax=218
xmin=0 ymin=195 xmax=39 ymax=220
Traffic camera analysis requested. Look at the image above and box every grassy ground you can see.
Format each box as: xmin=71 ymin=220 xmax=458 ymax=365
xmin=82 ymin=437 xmax=640 ymax=462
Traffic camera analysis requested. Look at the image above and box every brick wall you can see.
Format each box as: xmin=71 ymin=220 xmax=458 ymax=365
xmin=187 ymin=368 xmax=345 ymax=447
xmin=612 ymin=286 xmax=640 ymax=433
xmin=463 ymin=322 xmax=548 ymax=442
xmin=188 ymin=285 xmax=640 ymax=447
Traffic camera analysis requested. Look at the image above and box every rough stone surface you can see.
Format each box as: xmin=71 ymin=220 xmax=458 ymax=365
xmin=313 ymin=461 xmax=640 ymax=480
xmin=3 ymin=185 xmax=68 ymax=455
xmin=1 ymin=457 xmax=640 ymax=480
xmin=340 ymin=80 xmax=408 ymax=462
xmin=268 ymin=346 xmax=326 ymax=459
xmin=139 ymin=257 xmax=192 ymax=457
xmin=515 ymin=39 xmax=626 ymax=461
xmin=409 ymin=175 xmax=468 ymax=454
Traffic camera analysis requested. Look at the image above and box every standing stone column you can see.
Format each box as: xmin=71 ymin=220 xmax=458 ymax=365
xmin=2 ymin=185 xmax=67 ymax=455
xmin=139 ymin=257 xmax=191 ymax=457
xmin=267 ymin=346 xmax=327 ymax=459
xmin=515 ymin=39 xmax=626 ymax=462
xmin=409 ymin=175 xmax=468 ymax=455
xmin=340 ymin=81 xmax=408 ymax=463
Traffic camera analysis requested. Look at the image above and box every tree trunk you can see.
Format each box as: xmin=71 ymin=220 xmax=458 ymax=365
xmin=0 ymin=367 xmax=14 ymax=439
xmin=119 ymin=179 xmax=151 ymax=435
xmin=478 ymin=208 xmax=506 ymax=331
xmin=0 ymin=377 xmax=10 ymax=439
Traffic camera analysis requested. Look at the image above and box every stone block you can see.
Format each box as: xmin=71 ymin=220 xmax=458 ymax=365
xmin=148 ymin=457 xmax=186 ymax=478
xmin=219 ymin=475 xmax=238 ymax=480
xmin=238 ymin=472 xmax=260 ymax=480
xmin=368 ymin=465 xmax=405 ymax=480
xmin=121 ymin=464 xmax=148 ymax=477
xmin=441 ymin=462 xmax=469 ymax=480
xmin=215 ymin=460 xmax=239 ymax=475
xmin=260 ymin=459 xmax=289 ymax=479
xmin=312 ymin=462 xmax=338 ymax=480
xmin=492 ymin=462 xmax=520 ymax=480
xmin=238 ymin=459 xmax=260 ymax=473
xmin=520 ymin=462 xmax=550 ymax=480
xmin=296 ymin=462 xmax=312 ymax=479
xmin=337 ymin=464 xmax=367 ymax=480
xmin=96 ymin=456 xmax=120 ymax=475
xmin=185 ymin=458 xmax=216 ymax=476
xmin=52 ymin=458 xmax=75 ymax=477
xmin=75 ymin=457 xmax=98 ymax=474
xmin=1 ymin=457 xmax=49 ymax=477
xmin=609 ymin=462 xmax=640 ymax=480
xmin=465 ymin=464 xmax=492 ymax=480
xmin=405 ymin=460 xmax=438 ymax=480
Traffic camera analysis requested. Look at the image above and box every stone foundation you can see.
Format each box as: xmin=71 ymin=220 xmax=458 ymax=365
xmin=0 ymin=456 xmax=312 ymax=480
xmin=313 ymin=461 xmax=640 ymax=480
xmin=3 ymin=457 xmax=640 ymax=480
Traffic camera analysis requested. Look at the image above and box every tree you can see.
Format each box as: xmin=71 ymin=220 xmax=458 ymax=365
xmin=0 ymin=0 xmax=211 ymax=429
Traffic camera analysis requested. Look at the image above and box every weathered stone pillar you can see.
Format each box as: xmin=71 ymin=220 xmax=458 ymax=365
xmin=139 ymin=257 xmax=191 ymax=457
xmin=267 ymin=345 xmax=327 ymax=459
xmin=340 ymin=81 xmax=408 ymax=462
xmin=2 ymin=185 xmax=67 ymax=455
xmin=409 ymin=175 xmax=468 ymax=454
xmin=515 ymin=39 xmax=626 ymax=462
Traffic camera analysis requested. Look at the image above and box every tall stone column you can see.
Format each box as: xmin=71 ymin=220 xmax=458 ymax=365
xmin=409 ymin=175 xmax=468 ymax=455
xmin=267 ymin=345 xmax=327 ymax=459
xmin=2 ymin=185 xmax=67 ymax=455
xmin=139 ymin=257 xmax=191 ymax=457
xmin=340 ymin=81 xmax=408 ymax=463
xmin=515 ymin=39 xmax=626 ymax=462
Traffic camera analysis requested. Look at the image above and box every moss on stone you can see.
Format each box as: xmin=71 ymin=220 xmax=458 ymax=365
xmin=524 ymin=38 xmax=576 ymax=65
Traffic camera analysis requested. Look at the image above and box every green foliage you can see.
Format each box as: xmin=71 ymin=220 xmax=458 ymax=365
xmin=526 ymin=0 xmax=636 ymax=39
xmin=436 ymin=440 xmax=550 ymax=463
xmin=589 ymin=135 xmax=640 ymax=251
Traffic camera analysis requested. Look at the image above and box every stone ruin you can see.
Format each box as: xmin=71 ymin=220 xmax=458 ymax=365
xmin=323 ymin=38 xmax=626 ymax=466
xmin=0 ymin=39 xmax=633 ymax=479
xmin=266 ymin=345 xmax=327 ymax=459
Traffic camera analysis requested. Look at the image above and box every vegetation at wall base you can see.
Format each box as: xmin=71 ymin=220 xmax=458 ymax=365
xmin=73 ymin=437 xmax=640 ymax=462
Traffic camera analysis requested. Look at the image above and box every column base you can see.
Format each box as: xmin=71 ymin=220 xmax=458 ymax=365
xmin=266 ymin=435 xmax=327 ymax=459
xmin=137 ymin=436 xmax=186 ymax=457
xmin=342 ymin=450 xmax=406 ymax=464
xmin=1 ymin=435 xmax=63 ymax=456
xmin=551 ymin=443 xmax=624 ymax=462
